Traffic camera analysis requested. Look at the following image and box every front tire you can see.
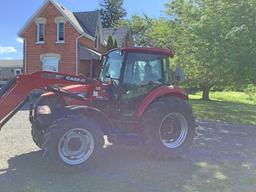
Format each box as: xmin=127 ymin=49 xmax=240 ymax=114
xmin=31 ymin=124 xmax=44 ymax=148
xmin=42 ymin=116 xmax=104 ymax=172
xmin=31 ymin=95 xmax=65 ymax=148
xmin=142 ymin=96 xmax=196 ymax=159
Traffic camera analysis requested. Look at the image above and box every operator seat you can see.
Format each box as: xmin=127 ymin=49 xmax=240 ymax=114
xmin=143 ymin=63 xmax=154 ymax=83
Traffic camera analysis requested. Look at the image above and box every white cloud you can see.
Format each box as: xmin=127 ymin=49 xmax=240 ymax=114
xmin=16 ymin=37 xmax=24 ymax=44
xmin=0 ymin=46 xmax=17 ymax=54
xmin=4 ymin=57 xmax=13 ymax=60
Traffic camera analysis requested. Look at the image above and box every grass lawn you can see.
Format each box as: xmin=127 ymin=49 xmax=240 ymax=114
xmin=189 ymin=91 xmax=256 ymax=125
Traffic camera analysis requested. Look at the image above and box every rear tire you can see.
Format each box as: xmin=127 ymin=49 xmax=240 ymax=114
xmin=42 ymin=116 xmax=104 ymax=172
xmin=142 ymin=96 xmax=196 ymax=159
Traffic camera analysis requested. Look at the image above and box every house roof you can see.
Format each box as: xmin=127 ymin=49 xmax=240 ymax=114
xmin=18 ymin=0 xmax=96 ymax=40
xmin=79 ymin=45 xmax=101 ymax=60
xmin=74 ymin=11 xmax=100 ymax=38
xmin=102 ymin=28 xmax=115 ymax=40
xmin=103 ymin=27 xmax=131 ymax=47
xmin=0 ymin=60 xmax=23 ymax=68
xmin=53 ymin=1 xmax=85 ymax=35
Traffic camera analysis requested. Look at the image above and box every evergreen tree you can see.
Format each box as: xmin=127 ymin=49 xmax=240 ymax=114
xmin=113 ymin=39 xmax=118 ymax=48
xmin=100 ymin=0 xmax=127 ymax=28
xmin=106 ymin=35 xmax=114 ymax=50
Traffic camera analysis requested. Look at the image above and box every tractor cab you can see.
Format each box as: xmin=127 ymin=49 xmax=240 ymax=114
xmin=98 ymin=47 xmax=176 ymax=118
xmin=99 ymin=48 xmax=173 ymax=98
xmin=100 ymin=47 xmax=173 ymax=87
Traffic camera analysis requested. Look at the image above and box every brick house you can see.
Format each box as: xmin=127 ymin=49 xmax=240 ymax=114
xmin=18 ymin=0 xmax=133 ymax=76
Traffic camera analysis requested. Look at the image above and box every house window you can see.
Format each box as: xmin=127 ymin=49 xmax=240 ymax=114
xmin=55 ymin=17 xmax=66 ymax=43
xmin=42 ymin=57 xmax=59 ymax=72
xmin=37 ymin=23 xmax=45 ymax=43
xmin=35 ymin=18 xmax=46 ymax=43
xmin=57 ymin=22 xmax=65 ymax=42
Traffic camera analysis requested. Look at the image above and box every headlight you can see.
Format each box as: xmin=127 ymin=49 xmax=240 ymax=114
xmin=37 ymin=105 xmax=51 ymax=115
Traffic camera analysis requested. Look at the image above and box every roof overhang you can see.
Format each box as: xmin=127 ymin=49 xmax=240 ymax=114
xmin=79 ymin=45 xmax=101 ymax=60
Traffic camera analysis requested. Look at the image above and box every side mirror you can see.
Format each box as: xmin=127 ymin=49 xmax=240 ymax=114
xmin=174 ymin=66 xmax=185 ymax=82
xmin=100 ymin=55 xmax=106 ymax=62
xmin=100 ymin=55 xmax=106 ymax=68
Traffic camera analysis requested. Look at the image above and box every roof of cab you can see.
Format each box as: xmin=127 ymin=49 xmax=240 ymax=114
xmin=120 ymin=47 xmax=174 ymax=57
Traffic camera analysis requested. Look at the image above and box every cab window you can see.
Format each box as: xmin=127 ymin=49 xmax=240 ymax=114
xmin=123 ymin=52 xmax=169 ymax=86
xmin=100 ymin=50 xmax=124 ymax=83
xmin=122 ymin=52 xmax=170 ymax=99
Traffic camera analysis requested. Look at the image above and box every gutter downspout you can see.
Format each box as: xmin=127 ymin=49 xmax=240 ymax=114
xmin=89 ymin=53 xmax=94 ymax=79
xmin=76 ymin=34 xmax=83 ymax=75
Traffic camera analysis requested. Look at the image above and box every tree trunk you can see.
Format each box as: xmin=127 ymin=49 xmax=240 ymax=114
xmin=202 ymin=85 xmax=210 ymax=100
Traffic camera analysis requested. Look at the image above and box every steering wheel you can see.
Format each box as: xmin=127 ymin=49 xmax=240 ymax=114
xmin=111 ymin=78 xmax=119 ymax=87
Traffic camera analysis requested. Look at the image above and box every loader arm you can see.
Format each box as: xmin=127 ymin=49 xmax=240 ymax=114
xmin=0 ymin=71 xmax=90 ymax=130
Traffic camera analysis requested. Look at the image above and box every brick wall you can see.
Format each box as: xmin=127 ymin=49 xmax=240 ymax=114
xmin=78 ymin=37 xmax=105 ymax=76
xmin=79 ymin=60 xmax=101 ymax=77
xmin=22 ymin=2 xmax=102 ymax=75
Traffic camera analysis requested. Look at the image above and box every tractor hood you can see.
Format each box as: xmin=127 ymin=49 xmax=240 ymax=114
xmin=41 ymin=80 xmax=105 ymax=105
xmin=43 ymin=84 xmax=93 ymax=97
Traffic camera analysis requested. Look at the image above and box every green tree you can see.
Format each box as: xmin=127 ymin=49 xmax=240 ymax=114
xmin=117 ymin=15 xmax=153 ymax=46
xmin=100 ymin=0 xmax=127 ymax=28
xmin=147 ymin=18 xmax=177 ymax=48
xmin=113 ymin=39 xmax=118 ymax=48
xmin=106 ymin=35 xmax=114 ymax=50
xmin=165 ymin=0 xmax=256 ymax=100
xmin=106 ymin=35 xmax=115 ymax=50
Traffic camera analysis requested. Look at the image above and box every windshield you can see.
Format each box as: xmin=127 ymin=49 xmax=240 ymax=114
xmin=99 ymin=50 xmax=124 ymax=83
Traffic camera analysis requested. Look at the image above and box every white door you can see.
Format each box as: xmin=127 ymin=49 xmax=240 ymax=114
xmin=42 ymin=57 xmax=59 ymax=72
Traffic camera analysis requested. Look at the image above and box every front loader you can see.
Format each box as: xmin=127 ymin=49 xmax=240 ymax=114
xmin=0 ymin=47 xmax=196 ymax=172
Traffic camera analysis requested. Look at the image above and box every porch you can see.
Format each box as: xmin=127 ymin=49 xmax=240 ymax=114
xmin=78 ymin=45 xmax=102 ymax=78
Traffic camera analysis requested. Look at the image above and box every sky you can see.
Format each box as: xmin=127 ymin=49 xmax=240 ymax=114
xmin=0 ymin=0 xmax=168 ymax=60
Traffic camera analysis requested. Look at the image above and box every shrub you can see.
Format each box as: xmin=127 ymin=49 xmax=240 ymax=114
xmin=245 ymin=84 xmax=256 ymax=104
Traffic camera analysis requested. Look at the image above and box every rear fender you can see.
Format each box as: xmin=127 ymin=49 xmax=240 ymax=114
xmin=136 ymin=85 xmax=188 ymax=118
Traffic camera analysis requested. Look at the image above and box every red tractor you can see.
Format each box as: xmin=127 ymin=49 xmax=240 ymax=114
xmin=0 ymin=47 xmax=196 ymax=172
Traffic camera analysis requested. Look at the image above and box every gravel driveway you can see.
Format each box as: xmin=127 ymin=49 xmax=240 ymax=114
xmin=0 ymin=108 xmax=256 ymax=192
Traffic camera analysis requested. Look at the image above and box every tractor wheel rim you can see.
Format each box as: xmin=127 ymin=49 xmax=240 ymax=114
xmin=159 ymin=112 xmax=188 ymax=149
xmin=58 ymin=128 xmax=94 ymax=165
